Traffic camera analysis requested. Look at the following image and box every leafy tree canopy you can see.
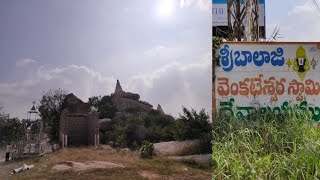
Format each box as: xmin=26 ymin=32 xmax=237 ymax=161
xmin=38 ymin=89 xmax=67 ymax=142
xmin=174 ymin=107 xmax=211 ymax=141
xmin=0 ymin=107 xmax=21 ymax=146
xmin=89 ymin=95 xmax=117 ymax=119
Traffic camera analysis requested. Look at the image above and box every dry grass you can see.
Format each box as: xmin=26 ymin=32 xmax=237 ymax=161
xmin=0 ymin=147 xmax=210 ymax=180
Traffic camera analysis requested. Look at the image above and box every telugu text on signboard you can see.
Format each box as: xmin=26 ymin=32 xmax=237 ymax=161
xmin=213 ymin=42 xmax=320 ymax=123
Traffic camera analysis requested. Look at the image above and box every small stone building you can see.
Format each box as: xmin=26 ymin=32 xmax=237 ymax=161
xmin=59 ymin=94 xmax=99 ymax=147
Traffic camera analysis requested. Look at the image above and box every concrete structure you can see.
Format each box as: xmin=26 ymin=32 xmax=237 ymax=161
xmin=59 ymin=94 xmax=99 ymax=148
xmin=212 ymin=0 xmax=266 ymax=40
xmin=11 ymin=103 xmax=47 ymax=159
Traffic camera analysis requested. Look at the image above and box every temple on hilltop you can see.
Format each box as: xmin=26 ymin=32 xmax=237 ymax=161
xmin=59 ymin=80 xmax=167 ymax=148
xmin=111 ymin=80 xmax=154 ymax=114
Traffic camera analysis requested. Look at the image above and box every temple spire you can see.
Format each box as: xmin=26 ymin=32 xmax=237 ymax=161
xmin=157 ymin=104 xmax=165 ymax=115
xmin=115 ymin=79 xmax=124 ymax=93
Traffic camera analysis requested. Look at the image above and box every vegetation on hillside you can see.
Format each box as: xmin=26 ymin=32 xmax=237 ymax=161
xmin=88 ymin=95 xmax=117 ymax=119
xmin=100 ymin=107 xmax=212 ymax=153
xmin=35 ymin=89 xmax=212 ymax=152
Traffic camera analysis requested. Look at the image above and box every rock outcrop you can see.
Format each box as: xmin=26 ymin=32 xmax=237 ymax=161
xmin=111 ymin=80 xmax=153 ymax=114
xmin=157 ymin=104 xmax=165 ymax=115
xmin=52 ymin=161 xmax=125 ymax=172
xmin=153 ymin=139 xmax=202 ymax=156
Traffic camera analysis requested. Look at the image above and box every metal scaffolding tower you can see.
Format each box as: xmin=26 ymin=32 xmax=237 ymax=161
xmin=227 ymin=0 xmax=260 ymax=41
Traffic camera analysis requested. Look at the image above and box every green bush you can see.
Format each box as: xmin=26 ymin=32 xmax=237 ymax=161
xmin=0 ymin=116 xmax=21 ymax=146
xmin=174 ymin=107 xmax=211 ymax=141
xmin=88 ymin=95 xmax=117 ymax=119
xmin=102 ymin=107 xmax=211 ymax=152
xmin=212 ymin=108 xmax=320 ymax=179
xmin=174 ymin=107 xmax=212 ymax=153
xmin=38 ymin=89 xmax=67 ymax=142
xmin=140 ymin=141 xmax=154 ymax=159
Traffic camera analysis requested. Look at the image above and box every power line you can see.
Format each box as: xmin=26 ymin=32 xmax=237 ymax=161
xmin=311 ymin=0 xmax=320 ymax=15
xmin=306 ymin=0 xmax=320 ymax=23
xmin=305 ymin=0 xmax=320 ymax=24
xmin=308 ymin=0 xmax=320 ymax=18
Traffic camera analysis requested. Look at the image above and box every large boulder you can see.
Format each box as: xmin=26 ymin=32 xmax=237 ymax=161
xmin=52 ymin=161 xmax=125 ymax=172
xmin=157 ymin=104 xmax=165 ymax=115
xmin=112 ymin=97 xmax=152 ymax=113
xmin=122 ymin=92 xmax=140 ymax=100
xmin=100 ymin=145 xmax=114 ymax=151
xmin=111 ymin=80 xmax=152 ymax=113
xmin=153 ymin=139 xmax=202 ymax=156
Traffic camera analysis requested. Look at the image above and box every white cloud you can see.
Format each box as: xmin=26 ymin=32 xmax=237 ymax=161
xmin=278 ymin=2 xmax=320 ymax=41
xmin=127 ymin=52 xmax=211 ymax=117
xmin=143 ymin=45 xmax=166 ymax=58
xmin=180 ymin=0 xmax=211 ymax=11
xmin=288 ymin=2 xmax=313 ymax=15
xmin=0 ymin=64 xmax=117 ymax=119
xmin=15 ymin=58 xmax=36 ymax=67
xmin=0 ymin=52 xmax=211 ymax=119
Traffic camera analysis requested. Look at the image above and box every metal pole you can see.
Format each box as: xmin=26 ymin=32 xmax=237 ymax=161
xmin=244 ymin=0 xmax=252 ymax=41
xmin=227 ymin=0 xmax=233 ymax=41
xmin=236 ymin=0 xmax=241 ymax=41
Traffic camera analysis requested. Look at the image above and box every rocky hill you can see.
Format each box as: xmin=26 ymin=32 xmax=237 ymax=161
xmin=111 ymin=80 xmax=163 ymax=116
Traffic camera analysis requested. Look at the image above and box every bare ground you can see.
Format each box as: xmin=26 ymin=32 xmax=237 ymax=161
xmin=166 ymin=154 xmax=212 ymax=167
xmin=0 ymin=147 xmax=211 ymax=180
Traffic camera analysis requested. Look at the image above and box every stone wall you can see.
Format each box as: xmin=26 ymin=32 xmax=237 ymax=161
xmin=67 ymin=115 xmax=89 ymax=146
xmin=59 ymin=94 xmax=99 ymax=148
xmin=59 ymin=109 xmax=68 ymax=148
xmin=88 ymin=113 xmax=99 ymax=146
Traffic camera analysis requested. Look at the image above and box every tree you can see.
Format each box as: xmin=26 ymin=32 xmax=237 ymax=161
xmin=174 ymin=107 xmax=212 ymax=153
xmin=144 ymin=110 xmax=175 ymax=142
xmin=0 ymin=107 xmax=21 ymax=146
xmin=38 ymin=89 xmax=67 ymax=142
xmin=102 ymin=109 xmax=176 ymax=149
xmin=88 ymin=95 xmax=117 ymax=119
xmin=174 ymin=107 xmax=211 ymax=141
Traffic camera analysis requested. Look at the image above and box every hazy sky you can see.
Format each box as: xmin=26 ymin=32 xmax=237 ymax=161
xmin=1 ymin=0 xmax=319 ymax=119
xmin=265 ymin=0 xmax=320 ymax=41
xmin=0 ymin=0 xmax=211 ymax=119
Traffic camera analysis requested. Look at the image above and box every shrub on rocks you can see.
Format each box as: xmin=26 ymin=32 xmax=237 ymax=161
xmin=140 ymin=141 xmax=154 ymax=159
